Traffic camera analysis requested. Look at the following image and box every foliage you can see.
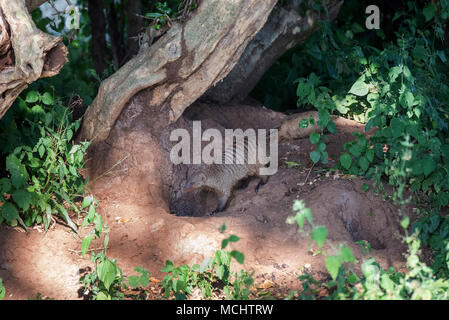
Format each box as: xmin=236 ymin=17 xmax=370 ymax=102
xmin=32 ymin=4 xmax=98 ymax=104
xmin=288 ymin=140 xmax=449 ymax=300
xmin=0 ymin=278 xmax=4 ymax=300
xmin=79 ymin=202 xmax=152 ymax=300
xmin=145 ymin=1 xmax=199 ymax=29
xmin=288 ymin=198 xmax=449 ymax=300
xmin=161 ymin=225 xmax=253 ymax=300
xmin=0 ymin=90 xmax=91 ymax=230
xmin=272 ymin=0 xmax=449 ymax=279
xmin=80 ymin=251 xmax=127 ymax=300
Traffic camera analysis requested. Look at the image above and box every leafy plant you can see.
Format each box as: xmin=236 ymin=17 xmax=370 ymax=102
xmin=289 ymin=140 xmax=449 ymax=300
xmin=285 ymin=0 xmax=449 ymax=278
xmin=80 ymin=251 xmax=126 ymax=300
xmin=286 ymin=200 xmax=357 ymax=283
xmin=0 ymin=278 xmax=5 ymax=300
xmin=161 ymin=225 xmax=253 ymax=300
xmin=0 ymin=90 xmax=90 ymax=231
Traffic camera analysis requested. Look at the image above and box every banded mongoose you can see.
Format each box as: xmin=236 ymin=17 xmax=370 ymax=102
xmin=183 ymin=111 xmax=337 ymax=215
xmin=183 ymin=138 xmax=269 ymax=215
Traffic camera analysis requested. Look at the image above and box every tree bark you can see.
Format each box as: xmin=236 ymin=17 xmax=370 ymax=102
xmin=0 ymin=0 xmax=67 ymax=119
xmin=202 ymin=0 xmax=343 ymax=105
xmin=80 ymin=0 xmax=279 ymax=144
xmin=25 ymin=0 xmax=47 ymax=12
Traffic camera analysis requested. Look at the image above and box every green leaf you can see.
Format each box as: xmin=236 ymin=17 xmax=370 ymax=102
xmin=228 ymin=235 xmax=240 ymax=243
xmin=348 ymin=272 xmax=361 ymax=285
xmin=362 ymin=183 xmax=370 ymax=193
xmin=230 ymin=250 xmax=245 ymax=264
xmin=437 ymin=50 xmax=447 ymax=63
xmin=128 ymin=275 xmax=141 ymax=288
xmin=311 ymin=226 xmax=328 ymax=249
xmin=104 ymin=234 xmax=109 ymax=250
xmin=81 ymin=235 xmax=93 ymax=255
xmin=161 ymin=260 xmax=174 ymax=273
xmin=340 ymin=246 xmax=355 ymax=263
xmin=422 ymin=157 xmax=436 ymax=177
xmin=30 ymin=105 xmax=45 ymax=116
xmin=349 ymin=78 xmax=369 ymax=97
xmin=38 ymin=145 xmax=45 ymax=158
xmin=95 ymin=291 xmax=110 ymax=300
xmin=340 ymin=153 xmax=352 ymax=170
xmin=290 ymin=205 xmax=313 ymax=231
xmin=325 ymin=255 xmax=342 ymax=280
xmin=358 ymin=156 xmax=369 ymax=172
xmin=400 ymin=90 xmax=414 ymax=109
xmin=318 ymin=109 xmax=330 ymax=127
xmin=366 ymin=149 xmax=374 ymax=162
xmin=139 ymin=273 xmax=150 ymax=287
xmin=1 ymin=202 xmax=19 ymax=222
xmin=0 ymin=178 xmax=12 ymax=194
xmin=349 ymin=144 xmax=362 ymax=157
xmin=380 ymin=274 xmax=395 ymax=293
xmin=413 ymin=45 xmax=427 ymax=61
xmin=25 ymin=91 xmax=39 ymax=103
xmin=66 ymin=129 xmax=73 ymax=141
xmin=423 ymin=5 xmax=437 ymax=22
xmin=6 ymin=155 xmax=29 ymax=188
xmin=221 ymin=239 xmax=229 ymax=249
xmin=215 ymin=265 xmax=225 ymax=280
xmin=317 ymin=142 xmax=326 ymax=152
xmin=321 ymin=151 xmax=329 ymax=164
xmin=389 ymin=66 xmax=402 ymax=83
xmin=87 ymin=205 xmax=95 ymax=223
xmin=97 ymin=259 xmax=117 ymax=291
xmin=41 ymin=92 xmax=54 ymax=105
xmin=327 ymin=121 xmax=337 ymax=134
xmin=310 ymin=132 xmax=320 ymax=144
xmin=12 ymin=190 xmax=32 ymax=211
xmin=0 ymin=279 xmax=5 ymax=300
xmin=400 ymin=216 xmax=410 ymax=229
xmin=82 ymin=195 xmax=93 ymax=209
xmin=310 ymin=150 xmax=321 ymax=163
xmin=56 ymin=204 xmax=77 ymax=232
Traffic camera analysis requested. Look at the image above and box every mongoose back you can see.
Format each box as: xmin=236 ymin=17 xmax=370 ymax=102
xmin=183 ymin=138 xmax=269 ymax=214
xmin=183 ymin=110 xmax=335 ymax=214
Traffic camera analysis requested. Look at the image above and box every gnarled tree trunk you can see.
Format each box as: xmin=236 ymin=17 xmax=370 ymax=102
xmin=203 ymin=0 xmax=343 ymax=104
xmin=0 ymin=0 xmax=67 ymax=118
xmin=80 ymin=0 xmax=342 ymax=144
xmin=79 ymin=0 xmax=280 ymax=143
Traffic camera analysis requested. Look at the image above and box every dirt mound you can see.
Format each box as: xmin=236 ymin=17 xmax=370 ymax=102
xmin=0 ymin=101 xmax=410 ymax=299
xmin=85 ymin=101 xmax=408 ymax=287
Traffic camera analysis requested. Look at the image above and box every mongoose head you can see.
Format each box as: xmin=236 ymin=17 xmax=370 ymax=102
xmin=183 ymin=172 xmax=207 ymax=193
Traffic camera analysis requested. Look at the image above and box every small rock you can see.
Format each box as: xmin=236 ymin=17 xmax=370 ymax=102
xmin=256 ymin=214 xmax=268 ymax=223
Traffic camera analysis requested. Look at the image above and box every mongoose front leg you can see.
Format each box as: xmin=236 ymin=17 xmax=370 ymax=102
xmin=211 ymin=193 xmax=229 ymax=215
xmin=255 ymin=175 xmax=269 ymax=194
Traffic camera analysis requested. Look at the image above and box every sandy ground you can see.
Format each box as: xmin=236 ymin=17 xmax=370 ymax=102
xmin=0 ymin=104 xmax=412 ymax=299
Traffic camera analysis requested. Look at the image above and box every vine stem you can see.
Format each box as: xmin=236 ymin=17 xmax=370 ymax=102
xmin=304 ymin=162 xmax=316 ymax=185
